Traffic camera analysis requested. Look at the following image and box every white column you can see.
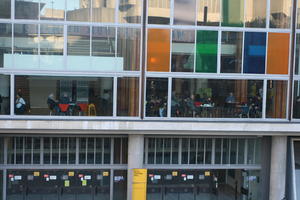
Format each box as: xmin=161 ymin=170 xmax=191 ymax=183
xmin=127 ymin=134 xmax=144 ymax=200
xmin=269 ymin=136 xmax=287 ymax=200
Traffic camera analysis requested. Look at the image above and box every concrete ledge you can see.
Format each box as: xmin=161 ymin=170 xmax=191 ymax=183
xmin=0 ymin=120 xmax=300 ymax=135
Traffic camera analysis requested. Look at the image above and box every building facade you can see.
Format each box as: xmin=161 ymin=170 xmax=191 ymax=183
xmin=0 ymin=0 xmax=300 ymax=199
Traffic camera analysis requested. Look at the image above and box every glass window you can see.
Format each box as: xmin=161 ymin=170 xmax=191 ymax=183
xmin=14 ymin=24 xmax=39 ymax=69
xmin=40 ymin=0 xmax=65 ymax=20
xmin=148 ymin=0 xmax=170 ymax=24
xmin=113 ymin=170 xmax=127 ymax=200
xmin=146 ymin=78 xmax=168 ymax=117
xmin=119 ymin=0 xmax=141 ymax=23
xmin=147 ymin=29 xmax=170 ymax=72
xmin=15 ymin=0 xmax=39 ymax=19
xmin=197 ymin=0 xmax=220 ymax=26
xmin=0 ymin=74 xmax=10 ymax=115
xmin=245 ymin=0 xmax=266 ymax=27
xmin=171 ymin=79 xmax=263 ymax=118
xmin=243 ymin=32 xmax=266 ymax=74
xmin=294 ymin=141 xmax=300 ymax=200
xmin=298 ymin=0 xmax=300 ymax=29
xmin=294 ymin=81 xmax=300 ymax=118
xmin=171 ymin=30 xmax=195 ymax=72
xmin=40 ymin=24 xmax=64 ymax=70
xmin=196 ymin=30 xmax=218 ymax=73
xmin=14 ymin=76 xmax=113 ymax=116
xmin=0 ymin=0 xmax=11 ymax=18
xmin=92 ymin=0 xmax=115 ymax=22
xmin=174 ymin=0 xmax=196 ymax=25
xmin=221 ymin=31 xmax=243 ymax=73
xmin=296 ymin=34 xmax=300 ymax=74
xmin=0 ymin=138 xmax=3 ymax=164
xmin=117 ymin=28 xmax=141 ymax=71
xmin=267 ymin=33 xmax=289 ymax=74
xmin=66 ymin=0 xmax=90 ymax=22
xmin=266 ymin=80 xmax=287 ymax=118
xmin=117 ymin=77 xmax=139 ymax=116
xmin=0 ymin=23 xmax=12 ymax=69
xmin=113 ymin=138 xmax=127 ymax=164
xmin=222 ymin=0 xmax=244 ymax=27
xmin=270 ymin=0 xmax=291 ymax=28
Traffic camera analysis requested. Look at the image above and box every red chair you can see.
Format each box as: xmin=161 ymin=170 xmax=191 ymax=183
xmin=58 ymin=104 xmax=69 ymax=115
xmin=77 ymin=103 xmax=88 ymax=116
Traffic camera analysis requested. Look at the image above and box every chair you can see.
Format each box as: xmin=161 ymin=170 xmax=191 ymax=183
xmin=58 ymin=104 xmax=70 ymax=115
xmin=87 ymin=104 xmax=97 ymax=116
xmin=77 ymin=103 xmax=88 ymax=116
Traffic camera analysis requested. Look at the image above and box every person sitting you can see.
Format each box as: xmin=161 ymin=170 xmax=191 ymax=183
xmin=225 ymin=92 xmax=236 ymax=104
xmin=60 ymin=92 xmax=70 ymax=104
xmin=15 ymin=94 xmax=26 ymax=115
xmin=47 ymin=93 xmax=59 ymax=115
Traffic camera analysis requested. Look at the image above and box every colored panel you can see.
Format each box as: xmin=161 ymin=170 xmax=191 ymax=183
xmin=132 ymin=169 xmax=147 ymax=200
xmin=147 ymin=29 xmax=170 ymax=72
xmin=267 ymin=33 xmax=289 ymax=74
xmin=196 ymin=31 xmax=218 ymax=73
xmin=222 ymin=0 xmax=244 ymax=27
xmin=243 ymin=32 xmax=266 ymax=74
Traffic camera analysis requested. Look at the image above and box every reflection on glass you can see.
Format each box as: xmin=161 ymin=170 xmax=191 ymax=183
xmin=174 ymin=0 xmax=196 ymax=25
xmin=197 ymin=0 xmax=220 ymax=26
xmin=119 ymin=0 xmax=141 ymax=23
xmin=296 ymin=34 xmax=300 ymax=74
xmin=66 ymin=0 xmax=90 ymax=22
xmin=0 ymin=24 xmax=12 ymax=68
xmin=196 ymin=30 xmax=218 ymax=73
xmin=298 ymin=0 xmax=300 ymax=29
xmin=14 ymin=24 xmax=39 ymax=69
xmin=243 ymin=32 xmax=266 ymax=74
xmin=221 ymin=31 xmax=243 ymax=73
xmin=40 ymin=24 xmax=64 ymax=69
xmin=117 ymin=77 xmax=139 ymax=116
xmin=40 ymin=0 xmax=65 ymax=20
xmin=92 ymin=0 xmax=115 ymax=22
xmin=293 ymin=81 xmax=300 ymax=118
xmin=266 ymin=80 xmax=287 ymax=118
xmin=0 ymin=0 xmax=11 ymax=18
xmin=222 ymin=0 xmax=244 ymax=27
xmin=245 ymin=0 xmax=266 ymax=27
xmin=172 ymin=79 xmax=263 ymax=118
xmin=171 ymin=30 xmax=195 ymax=72
xmin=14 ymin=76 xmax=113 ymax=116
xmin=146 ymin=78 xmax=168 ymax=117
xmin=270 ymin=0 xmax=291 ymax=28
xmin=294 ymin=141 xmax=300 ymax=200
xmin=0 ymin=75 xmax=10 ymax=115
xmin=92 ymin=27 xmax=115 ymax=57
xmin=15 ymin=0 xmax=39 ymax=19
xmin=113 ymin=170 xmax=127 ymax=200
xmin=117 ymin=28 xmax=141 ymax=71
xmin=148 ymin=0 xmax=170 ymax=24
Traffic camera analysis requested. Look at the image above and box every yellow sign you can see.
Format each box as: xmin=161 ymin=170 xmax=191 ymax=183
xmin=132 ymin=169 xmax=147 ymax=200
xmin=64 ymin=180 xmax=70 ymax=187
xmin=82 ymin=180 xmax=87 ymax=186
xmin=68 ymin=172 xmax=74 ymax=177
xmin=33 ymin=172 xmax=40 ymax=177
xmin=172 ymin=171 xmax=178 ymax=176
xmin=103 ymin=172 xmax=109 ymax=176
xmin=205 ymin=171 xmax=210 ymax=176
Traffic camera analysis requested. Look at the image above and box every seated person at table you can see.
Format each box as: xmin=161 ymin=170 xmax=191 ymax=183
xmin=225 ymin=92 xmax=236 ymax=104
xmin=47 ymin=93 xmax=59 ymax=114
xmin=60 ymin=92 xmax=70 ymax=104
xmin=15 ymin=94 xmax=26 ymax=115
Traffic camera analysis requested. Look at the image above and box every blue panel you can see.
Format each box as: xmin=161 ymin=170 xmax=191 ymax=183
xmin=243 ymin=32 xmax=266 ymax=74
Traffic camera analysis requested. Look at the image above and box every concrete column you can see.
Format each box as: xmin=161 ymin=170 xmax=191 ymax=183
xmin=127 ymin=134 xmax=144 ymax=200
xmin=269 ymin=136 xmax=287 ymax=200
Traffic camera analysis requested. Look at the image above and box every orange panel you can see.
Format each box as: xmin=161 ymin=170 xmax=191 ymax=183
xmin=267 ymin=33 xmax=290 ymax=74
xmin=147 ymin=29 xmax=170 ymax=72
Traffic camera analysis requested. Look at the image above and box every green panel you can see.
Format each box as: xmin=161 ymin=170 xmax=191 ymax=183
xmin=222 ymin=0 xmax=244 ymax=27
xmin=196 ymin=31 xmax=218 ymax=73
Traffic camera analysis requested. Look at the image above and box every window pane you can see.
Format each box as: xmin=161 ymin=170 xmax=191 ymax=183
xmin=103 ymin=138 xmax=110 ymax=164
xmin=147 ymin=138 xmax=155 ymax=164
xmin=40 ymin=0 xmax=65 ymax=20
xmin=92 ymin=27 xmax=115 ymax=57
xmin=230 ymin=139 xmax=237 ymax=164
xmin=147 ymin=29 xmax=170 ymax=72
xmin=0 ymin=138 xmax=3 ymax=164
xmin=146 ymin=78 xmax=168 ymax=117
xmin=119 ymin=0 xmax=141 ymax=23
xmin=43 ymin=138 xmax=50 ymax=164
xmin=69 ymin=138 xmax=76 ymax=164
xmin=171 ymin=79 xmax=263 ymax=118
xmin=245 ymin=0 xmax=266 ymax=27
xmin=79 ymin=138 xmax=86 ymax=164
xmin=163 ymin=138 xmax=171 ymax=164
xmin=270 ymin=0 xmax=291 ymax=28
xmin=92 ymin=0 xmax=115 ymax=22
xmin=267 ymin=33 xmax=289 ymax=74
xmin=197 ymin=0 xmax=220 ymax=26
xmin=0 ymin=23 xmax=12 ymax=69
xmin=205 ymin=139 xmax=212 ymax=164
xmin=66 ymin=0 xmax=90 ymax=22
xmin=295 ymin=34 xmax=300 ymax=74
xmin=172 ymin=138 xmax=179 ymax=164
xmin=40 ymin=24 xmax=64 ymax=70
xmin=222 ymin=139 xmax=229 ymax=164
xmin=156 ymin=138 xmax=163 ymax=164
xmin=221 ymin=31 xmax=243 ymax=73
xmin=171 ymin=30 xmax=195 ymax=72
xmin=0 ymin=0 xmax=10 ymax=19
xmin=222 ymin=0 xmax=244 ymax=27
xmin=295 ymin=82 xmax=300 ymax=118
xmin=117 ymin=77 xmax=139 ymax=116
xmin=243 ymin=32 xmax=266 ymax=74
xmin=52 ymin=138 xmax=59 ymax=164
xmin=14 ymin=24 xmax=39 ymax=69
xmin=114 ymin=138 xmax=121 ymax=164
xmin=32 ymin=138 xmax=40 ymax=164
xmin=15 ymin=0 xmax=39 ymax=19
xmin=298 ymin=0 xmax=300 ymax=29
xmin=215 ymin=139 xmax=222 ymax=164
xmin=267 ymin=80 xmax=287 ymax=118
xmin=60 ymin=138 xmax=68 ymax=164
xmin=174 ymin=0 xmax=196 ymax=25
xmin=148 ymin=0 xmax=170 ymax=24
xmin=196 ymin=31 xmax=218 ymax=73
xmin=24 ymin=137 xmax=32 ymax=164
xmin=117 ymin=28 xmax=141 ymax=71
xmin=15 ymin=137 xmax=23 ymax=164
xmin=0 ymin=74 xmax=10 ymax=115
xmin=95 ymin=138 xmax=103 ymax=164
xmin=87 ymin=138 xmax=95 ymax=164
xmin=189 ymin=139 xmax=196 ymax=164
xmin=238 ymin=139 xmax=245 ymax=164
